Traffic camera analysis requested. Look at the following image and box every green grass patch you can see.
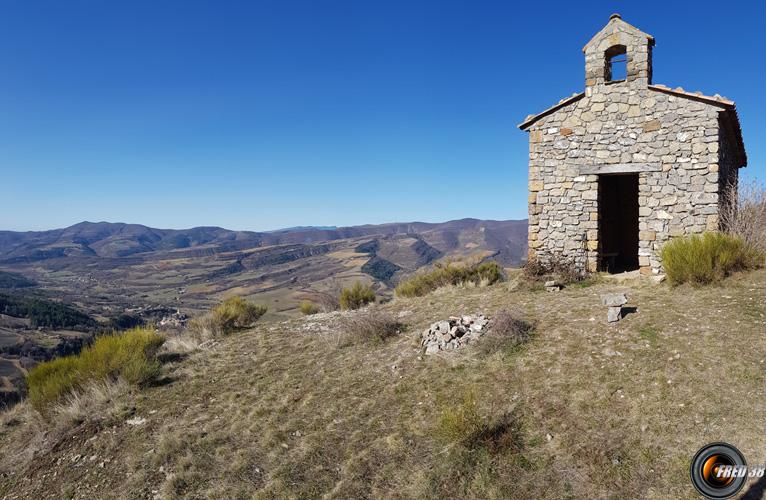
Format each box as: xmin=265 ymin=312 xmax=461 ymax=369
xmin=638 ymin=325 xmax=660 ymax=346
xmin=661 ymin=232 xmax=763 ymax=285
xmin=395 ymin=260 xmax=504 ymax=298
xmin=26 ymin=327 xmax=165 ymax=411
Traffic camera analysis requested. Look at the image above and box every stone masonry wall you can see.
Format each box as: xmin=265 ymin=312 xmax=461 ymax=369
xmin=527 ymin=84 xmax=723 ymax=274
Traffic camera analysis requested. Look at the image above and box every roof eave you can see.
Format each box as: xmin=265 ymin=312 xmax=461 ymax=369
xmin=518 ymin=93 xmax=585 ymax=130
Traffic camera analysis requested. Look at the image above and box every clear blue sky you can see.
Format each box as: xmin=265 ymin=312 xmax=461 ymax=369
xmin=1 ymin=1 xmax=764 ymax=231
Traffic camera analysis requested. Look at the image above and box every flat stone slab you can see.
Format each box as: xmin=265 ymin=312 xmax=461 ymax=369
xmin=601 ymin=293 xmax=628 ymax=307
xmin=607 ymin=306 xmax=623 ymax=323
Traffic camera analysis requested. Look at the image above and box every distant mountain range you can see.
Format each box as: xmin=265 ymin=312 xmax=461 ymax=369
xmin=0 ymin=219 xmax=528 ymax=264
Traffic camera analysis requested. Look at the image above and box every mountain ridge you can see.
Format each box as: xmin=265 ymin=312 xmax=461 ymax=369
xmin=0 ymin=218 xmax=528 ymax=262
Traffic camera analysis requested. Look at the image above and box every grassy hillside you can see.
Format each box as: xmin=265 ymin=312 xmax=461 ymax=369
xmin=1 ymin=270 xmax=765 ymax=498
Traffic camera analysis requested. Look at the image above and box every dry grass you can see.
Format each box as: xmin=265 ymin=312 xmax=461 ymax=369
xmin=522 ymin=253 xmax=584 ymax=284
xmin=2 ymin=269 xmax=766 ymax=498
xmin=476 ymin=307 xmax=534 ymax=355
xmin=339 ymin=281 xmax=376 ymax=310
xmin=395 ymin=260 xmax=504 ymax=298
xmin=338 ymin=308 xmax=402 ymax=345
xmin=300 ymin=301 xmax=320 ymax=315
xmin=188 ymin=296 xmax=267 ymax=337
xmin=721 ymin=180 xmax=766 ymax=254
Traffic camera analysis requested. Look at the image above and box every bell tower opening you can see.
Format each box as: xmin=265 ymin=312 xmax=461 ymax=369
xmin=604 ymin=45 xmax=627 ymax=82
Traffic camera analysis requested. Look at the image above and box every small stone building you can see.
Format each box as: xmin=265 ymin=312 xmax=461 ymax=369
xmin=519 ymin=14 xmax=746 ymax=275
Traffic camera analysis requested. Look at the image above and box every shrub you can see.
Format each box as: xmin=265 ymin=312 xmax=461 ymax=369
xmin=661 ymin=232 xmax=763 ymax=285
xmin=300 ymin=301 xmax=320 ymax=315
xmin=26 ymin=327 xmax=165 ymax=411
xmin=339 ymin=282 xmax=375 ymax=310
xmin=188 ymin=296 xmax=267 ymax=338
xmin=339 ymin=309 xmax=401 ymax=344
xmin=522 ymin=253 xmax=583 ymax=284
xmin=477 ymin=308 xmax=534 ymax=355
xmin=721 ymin=180 xmax=766 ymax=254
xmin=395 ymin=260 xmax=504 ymax=298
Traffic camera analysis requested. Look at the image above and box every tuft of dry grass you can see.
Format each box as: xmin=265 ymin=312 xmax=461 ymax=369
xmin=300 ymin=301 xmax=321 ymax=315
xmin=522 ymin=253 xmax=584 ymax=284
xmin=395 ymin=260 xmax=504 ymax=298
xmin=188 ymin=296 xmax=267 ymax=337
xmin=476 ymin=308 xmax=534 ymax=355
xmin=339 ymin=282 xmax=375 ymax=310
xmin=338 ymin=309 xmax=402 ymax=344
xmin=721 ymin=179 xmax=766 ymax=254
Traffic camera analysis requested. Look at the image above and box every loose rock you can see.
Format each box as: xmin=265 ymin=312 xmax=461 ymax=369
xmin=421 ymin=314 xmax=489 ymax=354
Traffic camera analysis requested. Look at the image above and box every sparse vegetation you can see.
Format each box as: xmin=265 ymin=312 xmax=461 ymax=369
xmin=189 ymin=296 xmax=267 ymax=337
xmin=477 ymin=308 xmax=533 ymax=355
xmin=721 ymin=180 xmax=766 ymax=254
xmin=339 ymin=281 xmax=375 ymax=310
xmin=338 ymin=309 xmax=401 ymax=344
xmin=661 ymin=232 xmax=763 ymax=285
xmin=522 ymin=253 xmax=584 ymax=285
xmin=26 ymin=327 xmax=165 ymax=411
xmin=435 ymin=389 xmax=520 ymax=455
xmin=4 ymin=269 xmax=766 ymax=498
xmin=299 ymin=300 xmax=320 ymax=315
xmin=395 ymin=260 xmax=504 ymax=298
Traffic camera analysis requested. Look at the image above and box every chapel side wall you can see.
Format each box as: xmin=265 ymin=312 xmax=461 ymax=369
xmin=716 ymin=116 xmax=741 ymax=232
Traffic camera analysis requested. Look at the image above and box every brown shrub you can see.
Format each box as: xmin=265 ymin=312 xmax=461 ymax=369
xmin=338 ymin=309 xmax=402 ymax=344
xmin=314 ymin=279 xmax=344 ymax=312
xmin=522 ymin=253 xmax=584 ymax=284
xmin=721 ymin=180 xmax=766 ymax=254
xmin=477 ymin=308 xmax=534 ymax=355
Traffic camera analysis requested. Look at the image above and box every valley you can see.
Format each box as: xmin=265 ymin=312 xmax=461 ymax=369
xmin=0 ymin=218 xmax=528 ymax=407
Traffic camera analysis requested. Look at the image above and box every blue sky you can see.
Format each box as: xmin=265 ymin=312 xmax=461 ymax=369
xmin=1 ymin=0 xmax=764 ymax=231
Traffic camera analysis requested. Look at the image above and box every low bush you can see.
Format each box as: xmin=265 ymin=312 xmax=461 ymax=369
xmin=26 ymin=327 xmax=165 ymax=411
xmin=721 ymin=180 xmax=766 ymax=254
xmin=300 ymin=301 xmax=320 ymax=315
xmin=189 ymin=296 xmax=267 ymax=337
xmin=661 ymin=232 xmax=763 ymax=285
xmin=522 ymin=253 xmax=583 ymax=284
xmin=338 ymin=310 xmax=402 ymax=344
xmin=477 ymin=308 xmax=534 ymax=355
xmin=395 ymin=260 xmax=504 ymax=298
xmin=339 ymin=282 xmax=375 ymax=310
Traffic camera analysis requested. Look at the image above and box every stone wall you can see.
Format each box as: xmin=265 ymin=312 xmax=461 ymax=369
xmin=523 ymin=15 xmax=741 ymax=275
xmin=526 ymin=84 xmax=723 ymax=274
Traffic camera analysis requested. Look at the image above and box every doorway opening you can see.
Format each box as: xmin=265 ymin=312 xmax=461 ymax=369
xmin=598 ymin=174 xmax=639 ymax=273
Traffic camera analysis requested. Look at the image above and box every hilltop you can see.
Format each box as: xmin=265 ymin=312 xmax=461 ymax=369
xmin=1 ymin=269 xmax=765 ymax=498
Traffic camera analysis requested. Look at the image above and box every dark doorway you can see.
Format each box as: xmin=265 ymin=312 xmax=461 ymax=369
xmin=598 ymin=174 xmax=639 ymax=273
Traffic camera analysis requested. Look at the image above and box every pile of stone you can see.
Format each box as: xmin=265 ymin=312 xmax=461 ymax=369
xmin=601 ymin=293 xmax=629 ymax=322
xmin=421 ymin=314 xmax=489 ymax=354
